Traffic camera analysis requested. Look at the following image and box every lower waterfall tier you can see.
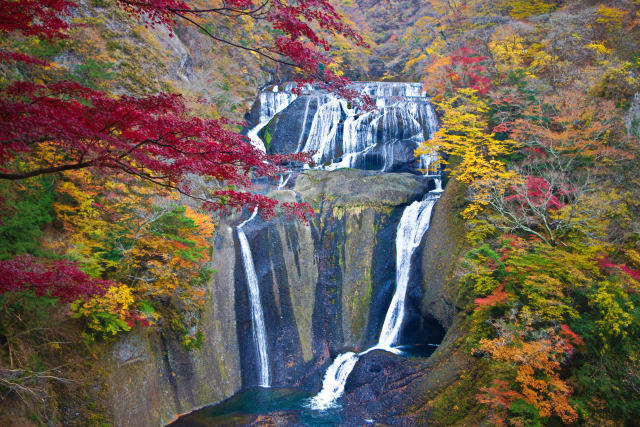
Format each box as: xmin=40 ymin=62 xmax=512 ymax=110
xmin=104 ymin=169 xmax=459 ymax=426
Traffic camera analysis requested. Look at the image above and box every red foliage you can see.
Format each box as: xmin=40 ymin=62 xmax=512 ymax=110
xmin=0 ymin=80 xmax=313 ymax=217
xmin=506 ymin=175 xmax=565 ymax=211
xmin=0 ymin=51 xmax=50 ymax=66
xmin=449 ymin=46 xmax=491 ymax=94
xmin=492 ymin=122 xmax=511 ymax=133
xmin=0 ymin=0 xmax=75 ymax=38
xmin=523 ymin=146 xmax=547 ymax=158
xmin=559 ymin=324 xmax=584 ymax=352
xmin=0 ymin=0 xmax=354 ymax=220
xmin=474 ymin=284 xmax=509 ymax=309
xmin=477 ymin=379 xmax=523 ymax=426
xmin=598 ymin=255 xmax=640 ymax=283
xmin=0 ymin=255 xmax=111 ymax=302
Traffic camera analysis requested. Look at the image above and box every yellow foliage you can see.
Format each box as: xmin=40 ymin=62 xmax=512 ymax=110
xmin=404 ymin=53 xmax=428 ymax=72
xmin=590 ymin=280 xmax=634 ymax=341
xmin=585 ymin=41 xmax=612 ymax=56
xmin=78 ymin=284 xmax=135 ymax=320
xmin=54 ymin=169 xmax=214 ymax=343
xmin=506 ymin=0 xmax=556 ymax=19
xmin=416 ymin=88 xmax=520 ymax=218
xmin=596 ymin=5 xmax=629 ymax=28
xmin=489 ymin=26 xmax=529 ymax=75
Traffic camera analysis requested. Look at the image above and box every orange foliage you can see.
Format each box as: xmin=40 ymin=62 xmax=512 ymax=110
xmin=478 ymin=321 xmax=579 ymax=423
xmin=477 ymin=379 xmax=524 ymax=427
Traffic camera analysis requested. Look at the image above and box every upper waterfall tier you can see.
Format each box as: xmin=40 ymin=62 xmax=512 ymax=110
xmin=249 ymin=82 xmax=439 ymax=174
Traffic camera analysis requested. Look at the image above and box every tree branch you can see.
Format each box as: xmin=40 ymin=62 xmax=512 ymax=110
xmin=0 ymin=160 xmax=94 ymax=180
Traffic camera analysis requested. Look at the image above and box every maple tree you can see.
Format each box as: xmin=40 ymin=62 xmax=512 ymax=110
xmin=477 ymin=320 xmax=578 ymax=424
xmin=0 ymin=0 xmax=361 ymax=417
xmin=0 ymin=82 xmax=311 ymax=216
xmin=423 ymin=47 xmax=492 ymax=100
xmin=0 ymin=255 xmax=110 ymax=302
xmin=0 ymin=0 xmax=365 ymax=220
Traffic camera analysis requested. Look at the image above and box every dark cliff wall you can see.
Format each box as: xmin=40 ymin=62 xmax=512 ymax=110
xmin=342 ymin=178 xmax=474 ymax=425
xmin=103 ymin=169 xmax=434 ymax=425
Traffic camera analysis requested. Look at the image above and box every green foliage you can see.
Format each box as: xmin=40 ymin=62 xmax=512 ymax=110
xmin=24 ymin=38 xmax=67 ymax=59
xmin=0 ymin=177 xmax=54 ymax=260
xmin=263 ymin=129 xmax=273 ymax=151
xmin=72 ymin=59 xmax=115 ymax=90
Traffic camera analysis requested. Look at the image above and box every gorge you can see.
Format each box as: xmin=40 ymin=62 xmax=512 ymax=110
xmin=3 ymin=1 xmax=640 ymax=425
xmin=155 ymin=82 xmax=456 ymax=426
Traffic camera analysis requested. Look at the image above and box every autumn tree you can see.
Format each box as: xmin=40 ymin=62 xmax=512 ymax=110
xmin=419 ymin=2 xmax=640 ymax=425
xmin=416 ymin=88 xmax=520 ymax=219
xmin=0 ymin=0 xmax=367 ymax=215
xmin=0 ymin=0 xmax=362 ymax=417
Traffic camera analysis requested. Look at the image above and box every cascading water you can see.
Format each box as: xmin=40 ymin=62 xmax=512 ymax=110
xmin=171 ymin=82 xmax=444 ymax=425
xmin=261 ymin=82 xmax=437 ymax=173
xmin=308 ymin=194 xmax=440 ymax=410
xmin=309 ymin=352 xmax=360 ymax=410
xmin=377 ymin=196 xmax=438 ymax=350
xmin=236 ymin=209 xmax=271 ymax=387
xmin=247 ymin=84 xmax=297 ymax=152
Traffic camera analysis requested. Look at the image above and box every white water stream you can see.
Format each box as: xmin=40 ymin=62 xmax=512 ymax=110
xmin=246 ymin=85 xmax=297 ymax=152
xmin=234 ymin=84 xmax=300 ymax=386
xmin=236 ymin=208 xmax=271 ymax=387
xmin=240 ymin=81 xmax=443 ymax=404
xmin=308 ymin=194 xmax=440 ymax=410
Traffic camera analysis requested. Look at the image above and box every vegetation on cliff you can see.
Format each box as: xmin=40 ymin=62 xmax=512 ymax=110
xmin=0 ymin=0 xmax=357 ymax=422
xmin=409 ymin=1 xmax=640 ymax=425
xmin=2 ymin=0 xmax=640 ymax=425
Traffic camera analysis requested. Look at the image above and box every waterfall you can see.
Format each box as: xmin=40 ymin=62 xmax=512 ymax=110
xmin=377 ymin=196 xmax=438 ymax=350
xmin=247 ymin=85 xmax=297 ymax=152
xmin=277 ymin=173 xmax=292 ymax=190
xmin=236 ymin=209 xmax=270 ymax=387
xmin=295 ymin=96 xmax=313 ymax=152
xmin=308 ymin=194 xmax=439 ymax=410
xmin=308 ymin=352 xmax=360 ymax=411
xmin=244 ymin=82 xmax=435 ymax=171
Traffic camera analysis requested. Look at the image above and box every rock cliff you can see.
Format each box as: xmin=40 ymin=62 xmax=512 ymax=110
xmin=103 ymin=169 xmax=443 ymax=426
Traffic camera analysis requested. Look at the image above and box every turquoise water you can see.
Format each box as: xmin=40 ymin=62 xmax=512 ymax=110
xmin=168 ymin=343 xmax=439 ymax=426
xmin=168 ymin=387 xmax=345 ymax=426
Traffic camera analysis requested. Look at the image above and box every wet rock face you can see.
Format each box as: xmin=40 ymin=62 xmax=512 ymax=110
xmin=253 ymin=82 xmax=439 ymax=175
xmin=342 ymin=350 xmax=425 ymax=422
xmin=104 ymin=169 xmax=434 ymax=426
xmin=339 ymin=179 xmax=472 ymax=425
xmin=236 ymin=169 xmax=432 ymax=389
xmin=103 ymin=80 xmax=453 ymax=425
xmin=260 ymin=95 xmax=321 ymax=154
xmin=294 ymin=169 xmax=428 ymax=207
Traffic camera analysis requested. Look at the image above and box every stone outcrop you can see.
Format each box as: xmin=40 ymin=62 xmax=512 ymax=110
xmin=103 ymin=169 xmax=435 ymax=426
xmin=341 ymin=178 xmax=473 ymax=425
xmin=625 ymin=92 xmax=640 ymax=138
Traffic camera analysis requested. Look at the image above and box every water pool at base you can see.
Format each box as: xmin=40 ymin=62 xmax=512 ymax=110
xmin=168 ymin=341 xmax=440 ymax=427
xmin=168 ymin=387 xmax=349 ymax=427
